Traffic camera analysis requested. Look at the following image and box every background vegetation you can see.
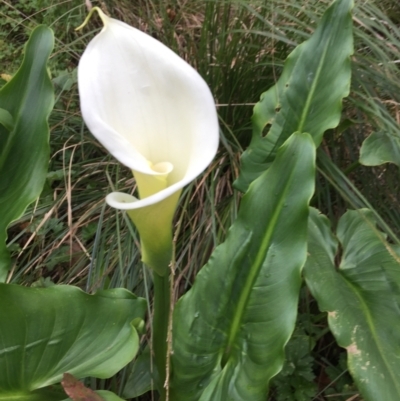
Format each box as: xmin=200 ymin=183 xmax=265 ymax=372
xmin=2 ymin=0 xmax=400 ymax=399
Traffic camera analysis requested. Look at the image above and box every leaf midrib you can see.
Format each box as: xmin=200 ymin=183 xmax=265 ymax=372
xmin=223 ymin=172 xmax=295 ymax=363
xmin=341 ymin=274 xmax=400 ymax=395
xmin=296 ymin=37 xmax=330 ymax=134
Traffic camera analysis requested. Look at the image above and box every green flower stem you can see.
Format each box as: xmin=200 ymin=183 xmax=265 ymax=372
xmin=152 ymin=269 xmax=171 ymax=401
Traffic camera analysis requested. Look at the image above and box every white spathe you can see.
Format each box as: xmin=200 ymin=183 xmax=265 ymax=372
xmin=78 ymin=9 xmax=219 ymax=210
xmin=78 ymin=9 xmax=219 ymax=274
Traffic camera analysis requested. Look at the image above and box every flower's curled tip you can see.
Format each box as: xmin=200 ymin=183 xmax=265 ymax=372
xmin=106 ymin=192 xmax=138 ymax=210
xmin=75 ymin=6 xmax=109 ymax=32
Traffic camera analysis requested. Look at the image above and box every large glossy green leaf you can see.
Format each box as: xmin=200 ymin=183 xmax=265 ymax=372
xmin=234 ymin=0 xmax=353 ymax=192
xmin=170 ymin=133 xmax=316 ymax=401
xmin=359 ymin=131 xmax=400 ymax=167
xmin=8 ymin=387 xmax=126 ymax=401
xmin=0 ymin=26 xmax=54 ymax=281
xmin=304 ymin=208 xmax=400 ymax=401
xmin=3 ymin=387 xmax=68 ymax=401
xmin=0 ymin=284 xmax=146 ymax=400
xmin=11 ymin=388 xmax=127 ymax=401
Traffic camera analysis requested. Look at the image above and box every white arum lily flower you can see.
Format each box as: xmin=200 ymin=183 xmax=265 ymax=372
xmin=78 ymin=8 xmax=219 ymax=275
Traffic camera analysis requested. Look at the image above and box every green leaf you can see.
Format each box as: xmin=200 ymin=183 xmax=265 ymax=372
xmin=304 ymin=208 xmax=400 ymax=401
xmin=2 ymin=387 xmax=127 ymax=401
xmin=0 ymin=108 xmax=14 ymax=132
xmin=0 ymin=387 xmax=68 ymax=401
xmin=92 ymin=391 xmax=126 ymax=401
xmin=0 ymin=284 xmax=146 ymax=399
xmin=171 ymin=133 xmax=316 ymax=401
xmin=234 ymin=0 xmax=353 ymax=192
xmin=359 ymin=131 xmax=400 ymax=167
xmin=0 ymin=25 xmax=54 ymax=281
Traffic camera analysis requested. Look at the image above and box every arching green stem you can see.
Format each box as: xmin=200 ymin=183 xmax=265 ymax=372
xmin=152 ymin=270 xmax=171 ymax=401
